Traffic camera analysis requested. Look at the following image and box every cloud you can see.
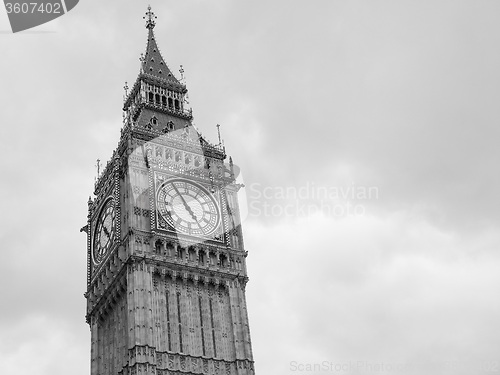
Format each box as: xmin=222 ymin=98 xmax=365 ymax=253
xmin=0 ymin=315 xmax=89 ymax=375
xmin=1 ymin=1 xmax=499 ymax=374
xmin=245 ymin=212 xmax=500 ymax=374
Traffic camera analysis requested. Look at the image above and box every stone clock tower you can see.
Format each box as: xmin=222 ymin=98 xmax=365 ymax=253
xmin=83 ymin=7 xmax=254 ymax=375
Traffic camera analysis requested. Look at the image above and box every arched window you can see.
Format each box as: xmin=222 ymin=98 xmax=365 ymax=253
xmin=166 ymin=242 xmax=174 ymax=257
xmin=178 ymin=246 xmax=185 ymax=260
xmin=148 ymin=92 xmax=154 ymax=103
xmin=188 ymin=247 xmax=196 ymax=261
xmin=199 ymin=251 xmax=206 ymax=266
xmin=219 ymin=254 xmax=227 ymax=268
xmin=209 ymin=252 xmax=216 ymax=266
xmin=155 ymin=240 xmax=162 ymax=255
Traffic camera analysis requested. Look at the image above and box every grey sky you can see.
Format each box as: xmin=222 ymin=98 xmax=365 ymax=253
xmin=0 ymin=1 xmax=499 ymax=374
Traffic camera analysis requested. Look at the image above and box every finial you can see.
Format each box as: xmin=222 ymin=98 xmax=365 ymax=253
xmin=96 ymin=158 xmax=101 ymax=179
xmin=144 ymin=5 xmax=156 ymax=29
xmin=216 ymin=124 xmax=222 ymax=145
xmin=229 ymin=157 xmax=234 ymax=179
xmin=179 ymin=65 xmax=185 ymax=83
xmin=123 ymin=81 xmax=129 ymax=102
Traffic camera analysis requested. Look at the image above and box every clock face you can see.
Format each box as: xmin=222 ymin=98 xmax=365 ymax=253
xmin=92 ymin=199 xmax=115 ymax=265
xmin=157 ymin=179 xmax=221 ymax=236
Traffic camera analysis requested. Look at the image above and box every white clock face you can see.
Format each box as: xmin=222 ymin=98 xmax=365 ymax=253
xmin=157 ymin=179 xmax=220 ymax=236
xmin=92 ymin=199 xmax=115 ymax=265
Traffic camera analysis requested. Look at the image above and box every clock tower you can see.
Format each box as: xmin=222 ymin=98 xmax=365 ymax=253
xmin=84 ymin=7 xmax=254 ymax=375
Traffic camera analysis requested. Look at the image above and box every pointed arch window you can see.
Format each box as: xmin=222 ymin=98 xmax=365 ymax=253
xmin=166 ymin=242 xmax=174 ymax=257
xmin=155 ymin=240 xmax=162 ymax=255
xmin=199 ymin=250 xmax=206 ymax=266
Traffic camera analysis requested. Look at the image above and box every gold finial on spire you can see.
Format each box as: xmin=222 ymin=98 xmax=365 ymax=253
xmin=144 ymin=5 xmax=156 ymax=29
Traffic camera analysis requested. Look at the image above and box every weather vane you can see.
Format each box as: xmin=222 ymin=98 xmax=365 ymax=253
xmin=144 ymin=5 xmax=157 ymax=29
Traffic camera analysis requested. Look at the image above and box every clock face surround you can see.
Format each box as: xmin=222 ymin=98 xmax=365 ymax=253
xmin=92 ymin=198 xmax=116 ymax=266
xmin=157 ymin=178 xmax=221 ymax=237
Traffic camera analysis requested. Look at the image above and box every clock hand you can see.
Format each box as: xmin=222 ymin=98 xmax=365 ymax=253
xmin=103 ymin=225 xmax=111 ymax=239
xmin=172 ymin=184 xmax=198 ymax=221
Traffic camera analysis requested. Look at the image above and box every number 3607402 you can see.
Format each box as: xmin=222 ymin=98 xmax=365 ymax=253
xmin=5 ymin=2 xmax=62 ymax=14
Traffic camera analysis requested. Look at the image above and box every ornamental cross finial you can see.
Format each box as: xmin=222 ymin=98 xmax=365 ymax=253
xmin=144 ymin=5 xmax=156 ymax=29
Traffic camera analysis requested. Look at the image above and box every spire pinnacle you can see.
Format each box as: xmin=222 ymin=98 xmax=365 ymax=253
xmin=216 ymin=123 xmax=222 ymax=145
xmin=179 ymin=65 xmax=185 ymax=83
xmin=144 ymin=5 xmax=156 ymax=29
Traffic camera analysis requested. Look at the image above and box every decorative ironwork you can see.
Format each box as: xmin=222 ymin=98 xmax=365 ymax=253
xmin=144 ymin=5 xmax=156 ymax=29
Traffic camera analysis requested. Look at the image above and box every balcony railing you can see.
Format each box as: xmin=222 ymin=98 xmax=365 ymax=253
xmin=145 ymin=99 xmax=192 ymax=118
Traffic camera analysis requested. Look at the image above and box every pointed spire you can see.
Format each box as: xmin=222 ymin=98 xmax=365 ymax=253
xmin=140 ymin=6 xmax=181 ymax=84
xmin=123 ymin=7 xmax=192 ymax=119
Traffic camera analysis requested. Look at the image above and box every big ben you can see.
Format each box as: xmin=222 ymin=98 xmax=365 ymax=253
xmin=83 ymin=7 xmax=254 ymax=375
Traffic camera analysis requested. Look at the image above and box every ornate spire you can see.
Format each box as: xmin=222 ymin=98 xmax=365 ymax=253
xmin=144 ymin=5 xmax=156 ymax=29
xmin=140 ymin=6 xmax=181 ymax=85
xmin=123 ymin=7 xmax=191 ymax=118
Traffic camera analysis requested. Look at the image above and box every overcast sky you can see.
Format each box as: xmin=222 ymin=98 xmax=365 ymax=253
xmin=1 ymin=1 xmax=499 ymax=374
